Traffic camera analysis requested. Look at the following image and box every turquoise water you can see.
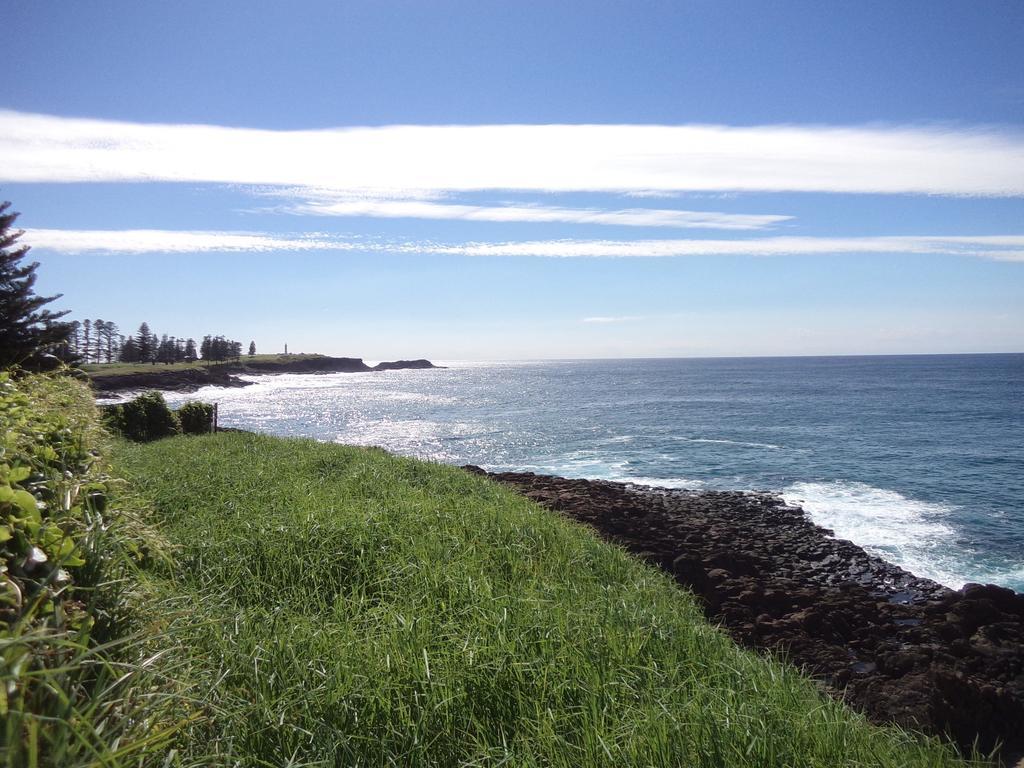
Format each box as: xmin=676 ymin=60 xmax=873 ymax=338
xmin=163 ymin=354 xmax=1024 ymax=591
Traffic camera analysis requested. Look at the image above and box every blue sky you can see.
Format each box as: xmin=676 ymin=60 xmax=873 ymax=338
xmin=2 ymin=0 xmax=1023 ymax=359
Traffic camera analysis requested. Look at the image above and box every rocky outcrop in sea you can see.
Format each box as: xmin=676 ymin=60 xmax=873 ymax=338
xmin=465 ymin=468 xmax=1024 ymax=763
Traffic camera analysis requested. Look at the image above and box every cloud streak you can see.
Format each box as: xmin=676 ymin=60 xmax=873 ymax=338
xmin=582 ymin=315 xmax=647 ymax=323
xmin=429 ymin=235 xmax=1024 ymax=261
xmin=287 ymin=195 xmax=792 ymax=230
xmin=24 ymin=228 xmax=1024 ymax=261
xmin=3 ymin=110 xmax=1024 ymax=196
xmin=23 ymin=229 xmax=349 ymax=254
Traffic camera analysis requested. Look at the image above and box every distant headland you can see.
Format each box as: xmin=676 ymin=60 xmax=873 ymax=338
xmin=87 ymin=353 xmax=440 ymax=394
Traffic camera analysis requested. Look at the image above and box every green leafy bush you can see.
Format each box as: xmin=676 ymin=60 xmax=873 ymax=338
xmin=0 ymin=371 xmax=179 ymax=765
xmin=0 ymin=372 xmax=93 ymax=630
xmin=103 ymin=391 xmax=181 ymax=442
xmin=177 ymin=400 xmax=214 ymax=435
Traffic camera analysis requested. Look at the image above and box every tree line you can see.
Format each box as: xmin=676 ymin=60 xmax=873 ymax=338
xmin=67 ymin=320 xmax=255 ymax=365
xmin=2 ymin=200 xmax=261 ymax=369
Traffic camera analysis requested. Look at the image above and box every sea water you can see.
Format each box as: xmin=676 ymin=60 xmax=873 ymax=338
xmin=160 ymin=354 xmax=1024 ymax=592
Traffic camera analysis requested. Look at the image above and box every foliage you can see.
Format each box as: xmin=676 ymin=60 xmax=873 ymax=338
xmin=0 ymin=371 xmax=177 ymax=766
xmin=199 ymin=334 xmax=242 ymax=362
xmin=66 ymin=318 xmax=119 ymax=364
xmin=177 ymin=400 xmax=214 ymax=435
xmin=67 ymin=318 xmax=217 ymax=366
xmin=0 ymin=202 xmax=73 ymax=369
xmin=113 ymin=433 xmax=982 ymax=767
xmin=0 ymin=372 xmax=94 ymax=630
xmin=103 ymin=391 xmax=181 ymax=442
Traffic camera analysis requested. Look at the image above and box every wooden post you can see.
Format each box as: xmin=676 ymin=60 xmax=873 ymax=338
xmin=213 ymin=402 xmax=218 ymax=433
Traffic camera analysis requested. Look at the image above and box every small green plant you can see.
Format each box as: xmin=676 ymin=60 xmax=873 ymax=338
xmin=0 ymin=372 xmax=91 ymax=630
xmin=1 ymin=371 xmax=179 ymax=766
xmin=103 ymin=391 xmax=181 ymax=442
xmin=177 ymin=400 xmax=214 ymax=435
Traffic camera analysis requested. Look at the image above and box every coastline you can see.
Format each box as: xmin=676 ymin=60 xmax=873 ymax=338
xmin=466 ymin=468 xmax=1024 ymax=762
xmin=88 ymin=356 xmax=439 ymax=394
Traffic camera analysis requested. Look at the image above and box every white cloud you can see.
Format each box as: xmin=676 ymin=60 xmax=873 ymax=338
xmin=3 ymin=110 xmax=1024 ymax=196
xmin=426 ymin=235 xmax=1024 ymax=261
xmin=24 ymin=228 xmax=1024 ymax=261
xmin=23 ymin=228 xmax=349 ymax=254
xmin=582 ymin=315 xmax=646 ymax=323
xmin=289 ymin=196 xmax=792 ymax=230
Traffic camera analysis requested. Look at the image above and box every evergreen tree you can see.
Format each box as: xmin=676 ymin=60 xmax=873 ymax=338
xmin=58 ymin=319 xmax=82 ymax=362
xmin=94 ymin=319 xmax=106 ymax=363
xmin=184 ymin=338 xmax=197 ymax=362
xmin=248 ymin=340 xmax=256 ymax=356
xmin=156 ymin=334 xmax=175 ymax=364
xmin=104 ymin=321 xmax=120 ymax=363
xmin=136 ymin=322 xmax=154 ymax=363
xmin=0 ymin=202 xmax=73 ymax=368
xmin=120 ymin=336 xmax=139 ymax=362
xmin=82 ymin=319 xmax=93 ymax=364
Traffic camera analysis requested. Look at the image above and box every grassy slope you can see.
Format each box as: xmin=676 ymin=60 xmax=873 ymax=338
xmin=113 ymin=433 xmax=979 ymax=767
xmin=83 ymin=353 xmax=324 ymax=376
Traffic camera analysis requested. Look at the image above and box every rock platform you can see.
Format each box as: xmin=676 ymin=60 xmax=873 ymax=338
xmin=465 ymin=468 xmax=1024 ymax=763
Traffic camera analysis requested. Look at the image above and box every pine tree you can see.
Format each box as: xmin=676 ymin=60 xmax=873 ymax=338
xmin=82 ymin=319 xmax=93 ymax=363
xmin=0 ymin=202 xmax=73 ymax=368
xmin=136 ymin=322 xmax=154 ymax=363
xmin=103 ymin=321 xmax=120 ymax=363
xmin=248 ymin=340 xmax=256 ymax=356
xmin=184 ymin=338 xmax=197 ymax=362
xmin=59 ymin=320 xmax=82 ymax=362
xmin=156 ymin=334 xmax=174 ymax=364
xmin=120 ymin=336 xmax=139 ymax=362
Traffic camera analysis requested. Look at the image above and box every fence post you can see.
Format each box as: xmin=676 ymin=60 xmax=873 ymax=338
xmin=213 ymin=402 xmax=218 ymax=433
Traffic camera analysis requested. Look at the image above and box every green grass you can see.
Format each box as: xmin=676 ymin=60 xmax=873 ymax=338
xmin=112 ymin=432 xmax=984 ymax=767
xmin=0 ymin=372 xmax=179 ymax=767
xmin=84 ymin=353 xmax=325 ymax=376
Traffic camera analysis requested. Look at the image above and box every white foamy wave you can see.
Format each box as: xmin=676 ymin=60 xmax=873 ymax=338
xmin=600 ymin=435 xmax=635 ymax=445
xmin=672 ymin=437 xmax=783 ymax=450
xmin=781 ymin=481 xmax=973 ymax=589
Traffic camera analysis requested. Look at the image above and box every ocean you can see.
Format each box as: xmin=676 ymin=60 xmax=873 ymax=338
xmin=160 ymin=354 xmax=1024 ymax=592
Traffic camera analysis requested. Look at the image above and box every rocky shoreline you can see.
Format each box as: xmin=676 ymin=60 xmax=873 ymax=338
xmin=90 ymin=357 xmax=438 ymax=394
xmin=465 ymin=468 xmax=1024 ymax=763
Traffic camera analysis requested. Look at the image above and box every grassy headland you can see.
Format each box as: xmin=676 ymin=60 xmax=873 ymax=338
xmin=111 ymin=431 xmax=981 ymax=766
xmin=88 ymin=354 xmax=437 ymax=393
xmin=82 ymin=353 xmax=326 ymax=377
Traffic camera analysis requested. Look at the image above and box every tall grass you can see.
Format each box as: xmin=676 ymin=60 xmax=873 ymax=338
xmin=0 ymin=372 xmax=180 ymax=767
xmin=114 ymin=433 xmax=984 ymax=767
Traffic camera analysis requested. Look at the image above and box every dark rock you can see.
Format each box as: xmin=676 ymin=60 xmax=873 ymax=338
xmin=244 ymin=356 xmax=371 ymax=374
xmin=466 ymin=466 xmax=1024 ymax=764
xmin=371 ymin=359 xmax=439 ymax=371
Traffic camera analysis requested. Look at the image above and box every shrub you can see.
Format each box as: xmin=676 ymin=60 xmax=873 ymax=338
xmin=104 ymin=391 xmax=181 ymax=442
xmin=0 ymin=372 xmax=177 ymax=765
xmin=177 ymin=400 xmax=214 ymax=435
xmin=1 ymin=372 xmax=93 ymax=629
